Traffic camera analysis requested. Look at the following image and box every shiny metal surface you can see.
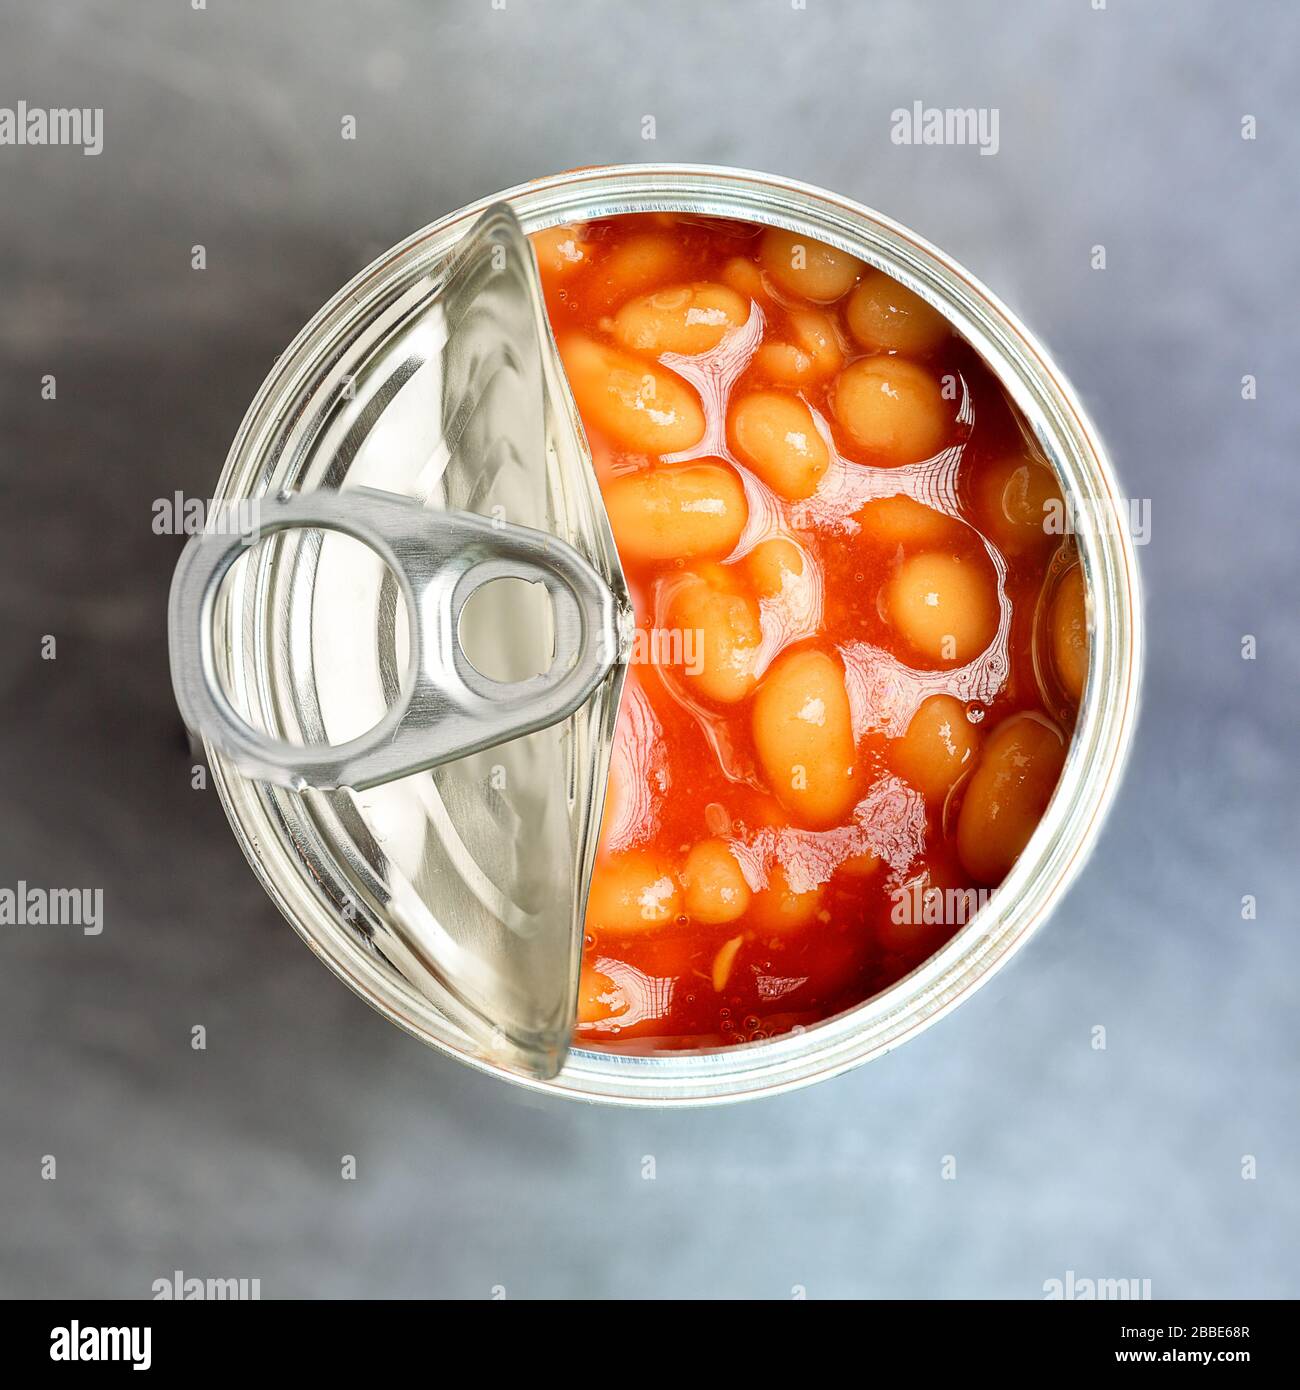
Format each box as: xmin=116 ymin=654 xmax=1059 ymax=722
xmin=170 ymin=204 xmax=625 ymax=798
xmin=170 ymin=488 xmax=621 ymax=792
xmin=206 ymin=165 xmax=1143 ymax=1104
xmin=200 ymin=180 xmax=631 ymax=1081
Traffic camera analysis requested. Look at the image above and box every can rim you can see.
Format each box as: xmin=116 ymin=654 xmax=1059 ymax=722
xmin=206 ymin=163 xmax=1143 ymax=1106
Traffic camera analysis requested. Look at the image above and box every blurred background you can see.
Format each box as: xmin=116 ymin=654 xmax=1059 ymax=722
xmin=1 ymin=0 xmax=1296 ymax=1299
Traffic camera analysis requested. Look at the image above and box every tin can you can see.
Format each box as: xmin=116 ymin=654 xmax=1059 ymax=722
xmin=204 ymin=164 xmax=1143 ymax=1105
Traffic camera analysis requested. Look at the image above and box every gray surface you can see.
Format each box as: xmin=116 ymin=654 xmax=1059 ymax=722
xmin=1 ymin=0 xmax=1296 ymax=1299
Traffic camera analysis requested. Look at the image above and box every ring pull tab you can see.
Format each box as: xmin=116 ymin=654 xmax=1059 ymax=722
xmin=168 ymin=485 xmax=622 ymax=790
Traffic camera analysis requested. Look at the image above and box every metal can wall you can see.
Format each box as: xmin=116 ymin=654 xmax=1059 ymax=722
xmin=204 ymin=165 xmax=1143 ymax=1105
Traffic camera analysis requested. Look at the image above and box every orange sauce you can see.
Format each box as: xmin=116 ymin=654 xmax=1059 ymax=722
xmin=531 ymin=213 xmax=1086 ymax=1049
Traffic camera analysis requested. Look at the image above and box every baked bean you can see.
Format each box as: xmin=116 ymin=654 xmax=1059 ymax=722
xmin=666 ymin=573 xmax=762 ymax=703
xmin=597 ymin=233 xmax=683 ymax=300
xmin=752 ymin=308 xmax=843 ymax=385
xmin=1050 ymin=564 xmax=1089 ymax=702
xmin=876 ymin=854 xmax=970 ymax=954
xmin=889 ymin=695 xmax=982 ymax=801
xmin=760 ymin=227 xmax=863 ymax=303
xmin=603 ymin=461 xmax=747 ymax=563
xmin=972 ymin=453 xmax=1063 ymax=556
xmin=576 ymin=962 xmax=627 ymax=1026
xmin=682 ymin=838 xmax=752 ymax=924
xmin=845 ymin=268 xmax=950 ymax=356
xmin=559 ymin=335 xmax=705 ymax=454
xmin=855 ymin=494 xmax=962 ymax=547
xmin=711 ymin=934 xmax=745 ymax=990
xmin=531 ymin=223 xmax=591 ymax=277
xmin=744 ymin=536 xmax=806 ymax=597
xmin=729 ymin=390 xmax=830 ymax=500
xmin=833 ymin=357 xmax=950 ymax=464
xmin=586 ymin=851 xmax=681 ymax=930
xmin=750 ymin=862 xmax=824 ymax=932
xmin=752 ymin=344 xmax=813 ymax=385
xmin=956 ymin=714 xmax=1067 ymax=884
xmin=613 ymin=281 xmax=750 ymax=356
xmin=720 ymin=256 xmax=768 ymax=302
xmin=884 ymin=551 xmax=999 ymax=665
xmin=752 ymin=648 xmax=858 ymax=827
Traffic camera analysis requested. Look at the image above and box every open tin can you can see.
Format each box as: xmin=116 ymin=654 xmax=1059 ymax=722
xmin=187 ymin=164 xmax=1142 ymax=1106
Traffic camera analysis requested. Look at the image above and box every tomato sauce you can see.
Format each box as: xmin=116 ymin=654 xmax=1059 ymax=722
xmin=530 ymin=213 xmax=1086 ymax=1050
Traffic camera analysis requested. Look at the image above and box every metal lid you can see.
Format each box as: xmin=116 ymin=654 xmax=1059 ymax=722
xmin=169 ymin=206 xmax=630 ymax=1080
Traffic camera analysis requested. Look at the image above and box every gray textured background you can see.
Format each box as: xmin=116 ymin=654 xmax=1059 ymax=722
xmin=1 ymin=0 xmax=1296 ymax=1300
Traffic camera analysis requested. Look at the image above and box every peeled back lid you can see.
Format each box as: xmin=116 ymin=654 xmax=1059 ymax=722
xmin=170 ymin=206 xmax=630 ymax=1080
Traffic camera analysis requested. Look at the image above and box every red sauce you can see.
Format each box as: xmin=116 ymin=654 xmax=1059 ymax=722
xmin=530 ymin=213 xmax=1085 ymax=1050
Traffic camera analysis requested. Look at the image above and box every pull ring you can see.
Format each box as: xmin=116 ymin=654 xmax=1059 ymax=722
xmin=168 ymin=486 xmax=622 ymax=790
